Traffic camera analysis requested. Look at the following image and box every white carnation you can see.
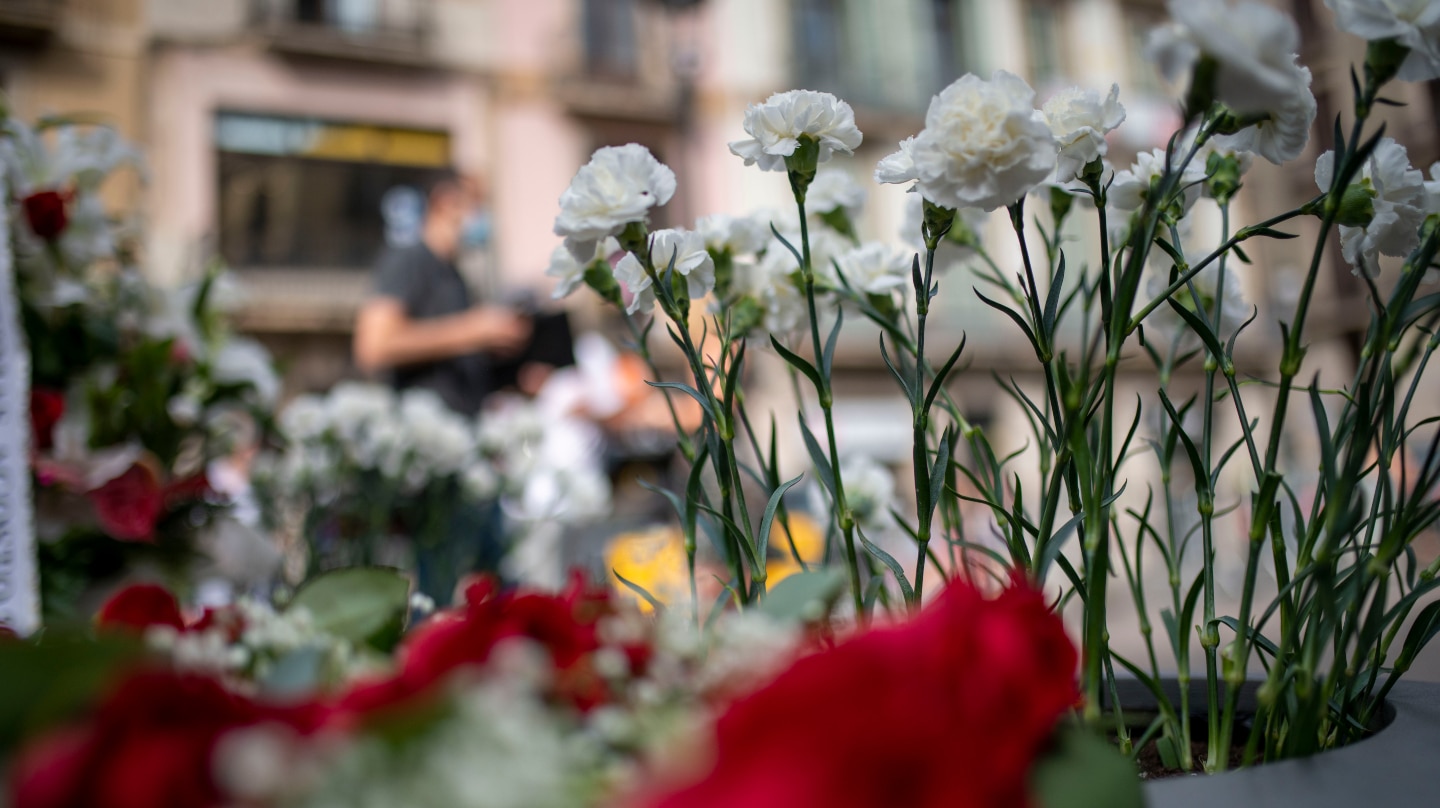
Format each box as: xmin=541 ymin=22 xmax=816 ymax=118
xmin=1214 ymin=65 xmax=1316 ymax=165
xmin=1324 ymin=0 xmax=1440 ymax=81
xmin=1146 ymin=0 xmax=1308 ymax=114
xmin=828 ymin=242 xmax=911 ymax=295
xmin=696 ymin=212 xmax=772 ymax=256
xmin=546 ymin=237 xmax=616 ymax=300
xmin=1110 ymin=148 xmax=1207 ymax=213
xmin=805 ymin=168 xmax=867 ymax=216
xmin=613 ymin=253 xmax=655 ymax=315
xmin=553 ymin=144 xmax=676 ymax=252
xmin=888 ymin=71 xmax=1058 ymax=212
xmin=728 ymin=89 xmax=863 ymax=172
xmin=645 ymin=228 xmax=716 ymax=300
xmin=1315 ymin=137 xmax=1428 ymax=271
xmin=875 ymin=136 xmax=920 ymax=186
xmin=1043 ymin=84 xmax=1126 ymax=183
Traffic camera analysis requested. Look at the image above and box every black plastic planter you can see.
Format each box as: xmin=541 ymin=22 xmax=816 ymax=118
xmin=1112 ymin=680 xmax=1440 ymax=807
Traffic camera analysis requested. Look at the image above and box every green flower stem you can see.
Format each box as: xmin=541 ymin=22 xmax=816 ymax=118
xmin=795 ymin=196 xmax=865 ymax=617
xmin=622 ymin=312 xmax=696 ymax=464
xmin=911 ymin=242 xmax=936 ymax=607
xmin=1126 ymin=205 xmax=1310 ymax=333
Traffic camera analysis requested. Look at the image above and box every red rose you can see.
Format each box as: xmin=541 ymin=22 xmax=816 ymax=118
xmin=22 ymin=189 xmax=69 ymax=241
xmin=29 ymin=388 xmax=65 ymax=452
xmin=89 ymin=463 xmax=164 ymax=542
xmin=647 ymin=581 xmax=1078 ymax=808
xmin=95 ymin=584 xmax=186 ymax=634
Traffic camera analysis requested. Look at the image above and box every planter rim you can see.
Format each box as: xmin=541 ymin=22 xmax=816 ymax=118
xmin=1133 ymin=679 xmax=1440 ymax=807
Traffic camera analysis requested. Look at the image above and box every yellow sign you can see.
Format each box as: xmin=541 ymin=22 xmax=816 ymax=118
xmin=215 ymin=112 xmax=451 ymax=168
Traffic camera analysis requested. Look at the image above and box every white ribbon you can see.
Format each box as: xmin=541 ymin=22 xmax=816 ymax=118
xmin=0 ymin=166 xmax=39 ymax=635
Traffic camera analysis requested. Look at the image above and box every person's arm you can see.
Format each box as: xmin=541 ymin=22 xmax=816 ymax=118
xmin=353 ymin=298 xmax=529 ymax=374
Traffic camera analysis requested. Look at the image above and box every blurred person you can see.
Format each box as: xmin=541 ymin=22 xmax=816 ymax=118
xmin=353 ymin=174 xmax=530 ymax=599
xmin=353 ymin=174 xmax=530 ymax=417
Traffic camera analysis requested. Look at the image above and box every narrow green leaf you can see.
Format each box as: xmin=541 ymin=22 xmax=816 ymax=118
xmin=822 ymin=306 xmax=843 ymax=376
xmin=756 ymin=473 xmax=805 ymax=564
xmin=614 ymin=569 xmax=667 ymax=613
xmin=800 ymin=416 xmax=837 ymax=498
xmin=924 ymin=335 xmax=968 ymax=412
xmin=771 ymin=335 xmax=824 ymax=391
xmin=646 ymin=380 xmax=716 ymax=421
xmin=859 ymin=527 xmax=915 ymax=603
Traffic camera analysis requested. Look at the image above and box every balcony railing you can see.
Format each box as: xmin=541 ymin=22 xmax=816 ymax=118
xmin=0 ymin=0 xmax=60 ymax=44
xmin=252 ymin=0 xmax=432 ymax=66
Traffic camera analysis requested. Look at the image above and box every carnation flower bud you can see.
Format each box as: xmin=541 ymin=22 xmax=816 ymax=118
xmin=583 ymin=261 xmax=624 ymax=307
xmin=1205 ymin=151 xmax=1247 ymax=205
xmin=1048 ymin=186 xmax=1075 ymax=227
xmin=1332 ymin=182 xmax=1378 ymax=228
xmin=1364 ymin=37 xmax=1411 ymax=90
xmin=785 ymin=136 xmax=822 ymax=201
xmin=921 ymin=199 xmax=955 ymax=251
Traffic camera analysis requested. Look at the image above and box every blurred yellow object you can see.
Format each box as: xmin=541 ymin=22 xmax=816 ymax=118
xmin=765 ymin=512 xmax=825 ymax=585
xmin=605 ymin=525 xmax=690 ymax=612
xmin=605 ymin=513 xmax=829 ymax=611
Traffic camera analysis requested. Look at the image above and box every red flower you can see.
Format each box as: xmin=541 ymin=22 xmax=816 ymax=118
xmin=95 ymin=584 xmax=185 ymax=634
xmin=7 ymin=671 xmax=263 ymax=808
xmin=647 ymin=581 xmax=1078 ymax=808
xmin=29 ymin=388 xmax=65 ymax=452
xmin=88 ymin=463 xmax=164 ymax=542
xmin=6 ymin=667 xmax=336 ymax=808
xmin=21 ymin=189 xmax=69 ymax=241
xmin=343 ymin=574 xmax=630 ymax=716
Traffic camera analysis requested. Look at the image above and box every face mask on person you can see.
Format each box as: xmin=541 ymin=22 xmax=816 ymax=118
xmin=460 ymin=210 xmax=492 ymax=249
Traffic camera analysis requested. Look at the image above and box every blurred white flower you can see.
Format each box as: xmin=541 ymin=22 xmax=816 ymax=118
xmin=553 ymin=144 xmax=676 ymax=259
xmin=736 ymin=258 xmax=809 ymax=337
xmin=211 ymin=337 xmax=280 ymax=406
xmin=280 ymin=394 xmax=329 ymax=443
xmin=696 ymin=212 xmax=773 ymax=256
xmin=882 ymin=71 xmax=1058 ymax=212
xmin=1110 ymin=148 xmax=1207 ymax=213
xmin=1315 ymin=137 xmax=1429 ymax=270
xmin=728 ymin=89 xmax=863 ymax=172
xmin=462 ymin=463 xmax=501 ymax=502
xmin=1043 ymin=84 xmax=1126 ymax=183
xmin=827 ymin=242 xmax=911 ymax=295
xmin=645 ymin=228 xmax=716 ymax=300
xmin=1215 ymin=65 xmax=1316 ymax=165
xmin=1324 ymin=0 xmax=1440 ymax=81
xmin=1144 ymin=262 xmax=1250 ymax=336
xmin=547 ymin=237 xmax=617 ymax=300
xmin=805 ymin=168 xmax=867 ymax=216
xmin=613 ymin=254 xmax=656 ymax=315
xmin=840 ymin=455 xmax=897 ymax=534
xmin=1146 ymin=0 xmax=1307 ymax=114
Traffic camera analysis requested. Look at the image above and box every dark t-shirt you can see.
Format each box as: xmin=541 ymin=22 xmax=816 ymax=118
xmin=372 ymin=243 xmax=491 ymax=416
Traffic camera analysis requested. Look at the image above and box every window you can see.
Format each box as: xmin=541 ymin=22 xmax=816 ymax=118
xmin=1122 ymin=3 xmax=1168 ymax=97
xmin=215 ymin=112 xmax=451 ymax=271
xmin=292 ymin=0 xmax=382 ymax=32
xmin=583 ymin=0 xmax=639 ymax=78
xmin=1025 ymin=0 xmax=1067 ymax=87
xmin=792 ymin=0 xmax=963 ymax=114
xmin=930 ymin=0 xmax=979 ymax=89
